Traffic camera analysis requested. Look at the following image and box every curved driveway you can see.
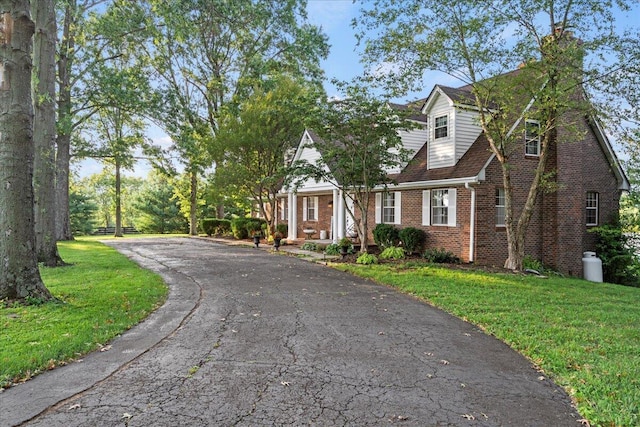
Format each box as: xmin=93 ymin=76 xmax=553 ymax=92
xmin=3 ymin=238 xmax=581 ymax=426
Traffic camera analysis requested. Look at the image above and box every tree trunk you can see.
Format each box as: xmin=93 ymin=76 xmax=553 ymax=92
xmin=0 ymin=5 xmax=53 ymax=301
xmin=114 ymin=158 xmax=123 ymax=237
xmin=54 ymin=0 xmax=75 ymax=241
xmin=32 ymin=0 xmax=64 ymax=266
xmin=189 ymin=170 xmax=198 ymax=235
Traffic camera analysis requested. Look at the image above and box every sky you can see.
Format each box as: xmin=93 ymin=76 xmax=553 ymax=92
xmin=76 ymin=0 xmax=638 ymax=179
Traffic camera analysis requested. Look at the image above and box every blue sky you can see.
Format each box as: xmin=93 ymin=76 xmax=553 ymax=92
xmin=77 ymin=1 xmax=638 ymax=178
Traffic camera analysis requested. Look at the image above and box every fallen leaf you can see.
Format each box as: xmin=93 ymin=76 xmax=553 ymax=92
xmin=378 ymin=331 xmax=385 ymax=335
xmin=280 ymin=381 xmax=290 ymax=386
xmin=461 ymin=414 xmax=475 ymax=420
xmin=424 ymin=352 xmax=434 ymax=357
xmin=122 ymin=413 xmax=132 ymax=419
xmin=440 ymin=359 xmax=450 ymax=365
xmin=100 ymin=345 xmax=112 ymax=352
xmin=537 ymin=376 xmax=546 ymax=381
xmin=397 ymin=415 xmax=408 ymax=421
xmin=68 ymin=404 xmax=81 ymax=410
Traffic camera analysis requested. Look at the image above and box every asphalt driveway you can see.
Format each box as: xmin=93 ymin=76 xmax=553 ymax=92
xmin=2 ymin=237 xmax=581 ymax=426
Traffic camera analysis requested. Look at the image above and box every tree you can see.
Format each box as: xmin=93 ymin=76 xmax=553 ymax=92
xmin=215 ymin=75 xmax=319 ymax=236
xmin=291 ymin=82 xmax=413 ymax=253
xmin=140 ymin=0 xmax=329 ymax=233
xmin=133 ymin=171 xmax=187 ymax=234
xmin=0 ymin=3 xmax=53 ymax=301
xmin=356 ymin=0 xmax=636 ymax=270
xmin=32 ymin=0 xmax=64 ymax=266
xmin=69 ymin=187 xmax=98 ymax=235
xmin=55 ymin=0 xmax=109 ymax=241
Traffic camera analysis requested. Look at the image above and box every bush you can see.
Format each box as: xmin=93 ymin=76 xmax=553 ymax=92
xmin=590 ymin=224 xmax=640 ymax=286
xmin=399 ymin=227 xmax=426 ymax=254
xmin=356 ymin=253 xmax=378 ymax=265
xmin=373 ymin=223 xmax=400 ymax=249
xmin=301 ymin=242 xmax=318 ymax=251
xmin=230 ymin=218 xmax=250 ymax=239
xmin=202 ymin=218 xmax=231 ymax=236
xmin=523 ymin=255 xmax=545 ymax=273
xmin=423 ymin=248 xmax=461 ymax=264
xmin=276 ymin=223 xmax=288 ymax=237
xmin=324 ymin=243 xmax=341 ymax=255
xmin=379 ymin=246 xmax=406 ymax=260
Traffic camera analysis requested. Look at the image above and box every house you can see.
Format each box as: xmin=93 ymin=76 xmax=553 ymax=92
xmin=279 ymin=79 xmax=630 ymax=277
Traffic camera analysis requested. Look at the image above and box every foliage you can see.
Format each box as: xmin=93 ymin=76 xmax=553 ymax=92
xmin=379 ymin=246 xmax=406 ymax=260
xmin=522 ymin=255 xmax=546 ymax=273
xmin=399 ymin=227 xmax=426 ymax=254
xmin=202 ymin=219 xmax=232 ymax=237
xmin=356 ymin=253 xmax=379 ymax=265
xmin=69 ymin=189 xmax=98 ymax=236
xmin=423 ymin=248 xmax=461 ymax=264
xmin=301 ymin=242 xmax=319 ymax=252
xmin=324 ymin=244 xmax=341 ymax=256
xmin=0 ymin=239 xmax=167 ymax=388
xmin=590 ymin=224 xmax=640 ymax=286
xmin=373 ymin=223 xmax=400 ymax=249
xmin=276 ymin=223 xmax=288 ymax=237
xmin=339 ymin=237 xmax=353 ymax=247
xmin=133 ymin=172 xmax=188 ymax=234
xmin=335 ymin=262 xmax=640 ymax=426
xmin=230 ymin=218 xmax=251 ymax=240
xmin=290 ymin=81 xmax=414 ymax=252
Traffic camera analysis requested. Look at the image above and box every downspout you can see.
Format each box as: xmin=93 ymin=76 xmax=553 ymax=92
xmin=465 ymin=182 xmax=475 ymax=263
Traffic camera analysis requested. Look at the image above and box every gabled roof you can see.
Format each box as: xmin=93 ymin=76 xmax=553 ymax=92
xmin=388 ymin=99 xmax=427 ymax=122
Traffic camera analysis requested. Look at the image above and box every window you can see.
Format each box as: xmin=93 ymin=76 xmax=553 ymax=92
xmin=383 ymin=193 xmax=396 ymax=223
xmin=303 ymin=196 xmax=318 ymax=221
xmin=525 ymin=120 xmax=541 ymax=156
xmin=422 ymin=189 xmax=456 ymax=226
xmin=434 ymin=115 xmax=448 ymax=139
xmin=431 ymin=189 xmax=449 ymax=225
xmin=375 ymin=192 xmax=401 ymax=224
xmin=586 ymin=192 xmax=598 ymax=226
xmin=496 ymin=188 xmax=505 ymax=226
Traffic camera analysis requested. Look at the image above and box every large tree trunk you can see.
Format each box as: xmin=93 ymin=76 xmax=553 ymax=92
xmin=32 ymin=0 xmax=64 ymax=266
xmin=0 ymin=5 xmax=53 ymax=301
xmin=189 ymin=170 xmax=198 ymax=235
xmin=54 ymin=0 xmax=75 ymax=241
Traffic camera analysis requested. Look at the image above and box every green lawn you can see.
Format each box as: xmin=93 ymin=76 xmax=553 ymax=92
xmin=0 ymin=238 xmax=167 ymax=389
xmin=334 ymin=262 xmax=640 ymax=427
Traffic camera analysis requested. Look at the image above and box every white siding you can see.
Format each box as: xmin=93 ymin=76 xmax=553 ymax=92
xmin=454 ymin=109 xmax=482 ymax=161
xmin=428 ymin=94 xmax=455 ymax=169
xmin=387 ymin=125 xmax=428 ymax=174
xmin=295 ymin=142 xmax=335 ymax=192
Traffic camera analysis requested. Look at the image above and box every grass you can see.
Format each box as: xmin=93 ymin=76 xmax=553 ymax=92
xmin=334 ymin=262 xmax=640 ymax=427
xmin=0 ymin=238 xmax=168 ymax=389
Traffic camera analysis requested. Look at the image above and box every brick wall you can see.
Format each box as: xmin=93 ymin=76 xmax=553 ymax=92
xmin=296 ymin=194 xmax=333 ymax=239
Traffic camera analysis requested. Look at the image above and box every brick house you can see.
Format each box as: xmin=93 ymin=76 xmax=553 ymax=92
xmin=279 ymin=80 xmax=629 ymax=277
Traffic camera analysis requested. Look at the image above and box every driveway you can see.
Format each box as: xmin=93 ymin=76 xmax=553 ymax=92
xmin=2 ymin=238 xmax=581 ymax=426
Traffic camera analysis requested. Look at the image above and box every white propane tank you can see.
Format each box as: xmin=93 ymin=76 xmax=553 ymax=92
xmin=582 ymin=251 xmax=603 ymax=283
xmin=320 ymin=230 xmax=327 ymax=240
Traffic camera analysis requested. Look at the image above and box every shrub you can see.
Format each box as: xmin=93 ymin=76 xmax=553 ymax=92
xmin=202 ymin=218 xmax=231 ymax=236
xmin=399 ymin=227 xmax=427 ymax=254
xmin=590 ymin=224 xmax=640 ymax=286
xmin=276 ymin=223 xmax=288 ymax=237
xmin=245 ymin=218 xmax=267 ymax=236
xmin=379 ymin=246 xmax=406 ymax=260
xmin=230 ymin=218 xmax=250 ymax=239
xmin=301 ymin=242 xmax=318 ymax=251
xmin=324 ymin=243 xmax=341 ymax=255
xmin=523 ymin=255 xmax=545 ymax=273
xmin=423 ymin=248 xmax=461 ymax=264
xmin=373 ymin=223 xmax=399 ymax=249
xmin=356 ymin=253 xmax=378 ymax=265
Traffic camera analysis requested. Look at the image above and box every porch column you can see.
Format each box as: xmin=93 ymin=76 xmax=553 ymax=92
xmin=332 ymin=189 xmax=339 ymax=243
xmin=337 ymin=189 xmax=346 ymax=240
xmin=288 ymin=192 xmax=298 ymax=240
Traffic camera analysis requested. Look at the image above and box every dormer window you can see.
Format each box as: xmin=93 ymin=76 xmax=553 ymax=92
xmin=525 ymin=120 xmax=541 ymax=156
xmin=434 ymin=115 xmax=448 ymax=139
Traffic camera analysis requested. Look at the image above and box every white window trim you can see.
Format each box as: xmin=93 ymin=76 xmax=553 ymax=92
xmin=525 ymin=119 xmax=541 ymax=156
xmin=586 ymin=192 xmax=599 ymax=226
xmin=375 ymin=192 xmax=401 ymax=225
xmin=423 ymin=188 xmax=456 ymax=227
xmin=302 ymin=196 xmax=318 ymax=221
xmin=434 ymin=114 xmax=449 ymax=140
xmin=496 ymin=188 xmax=505 ymax=227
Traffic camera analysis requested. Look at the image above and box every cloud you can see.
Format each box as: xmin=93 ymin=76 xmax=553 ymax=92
xmin=306 ymin=0 xmax=355 ymax=31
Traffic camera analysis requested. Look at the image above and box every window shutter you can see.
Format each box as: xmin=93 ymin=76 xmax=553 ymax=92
xmin=394 ymin=192 xmax=402 ymax=225
xmin=302 ymin=197 xmax=308 ymax=221
xmin=375 ymin=193 xmax=382 ymax=224
xmin=422 ymin=190 xmax=431 ymax=225
xmin=313 ymin=196 xmax=319 ymax=220
xmin=448 ymin=188 xmax=457 ymax=227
